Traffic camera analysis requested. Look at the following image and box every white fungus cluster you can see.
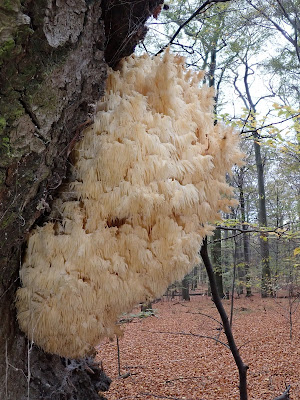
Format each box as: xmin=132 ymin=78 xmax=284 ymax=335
xmin=16 ymin=50 xmax=243 ymax=358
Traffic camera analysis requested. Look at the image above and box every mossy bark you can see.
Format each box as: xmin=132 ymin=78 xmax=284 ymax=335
xmin=0 ymin=1 xmax=162 ymax=399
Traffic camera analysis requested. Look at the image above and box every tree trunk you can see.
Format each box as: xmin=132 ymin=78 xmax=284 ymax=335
xmin=211 ymin=229 xmax=225 ymax=298
xmin=181 ymin=275 xmax=190 ymax=301
xmin=253 ymin=132 xmax=272 ymax=297
xmin=200 ymin=238 xmax=249 ymax=400
xmin=238 ymin=167 xmax=251 ymax=296
xmin=242 ymin=60 xmax=272 ymax=298
xmin=191 ymin=265 xmax=199 ymax=290
xmin=0 ymin=1 xmax=162 ymax=399
xmin=207 ymin=34 xmax=224 ymax=298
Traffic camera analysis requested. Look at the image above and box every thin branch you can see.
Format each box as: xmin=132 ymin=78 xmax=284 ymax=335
xmin=186 ymin=311 xmax=222 ymax=327
xmin=156 ymin=0 xmax=232 ymax=55
xmin=240 ymin=108 xmax=253 ymax=136
xmin=272 ymin=385 xmax=291 ymax=400
xmin=141 ymin=329 xmax=230 ymax=349
xmin=254 ymin=93 xmax=275 ymax=108
xmin=215 ymin=223 xmax=290 ymax=236
xmin=233 ymin=74 xmax=250 ymax=110
xmin=241 ymin=113 xmax=300 ymax=134
xmin=247 ymin=1 xmax=295 ymax=45
xmin=117 ymin=336 xmax=121 ymax=376
xmin=238 ymin=340 xmax=253 ymax=351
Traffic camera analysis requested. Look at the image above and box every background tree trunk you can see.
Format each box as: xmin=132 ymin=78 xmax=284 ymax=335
xmin=238 ymin=167 xmax=251 ymax=296
xmin=181 ymin=275 xmax=190 ymax=301
xmin=237 ymin=59 xmax=272 ymax=298
xmin=211 ymin=229 xmax=225 ymax=298
xmin=252 ymin=130 xmax=272 ymax=297
xmin=0 ymin=1 xmax=162 ymax=399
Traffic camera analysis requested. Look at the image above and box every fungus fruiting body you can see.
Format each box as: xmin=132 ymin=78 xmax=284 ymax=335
xmin=16 ymin=51 xmax=243 ymax=358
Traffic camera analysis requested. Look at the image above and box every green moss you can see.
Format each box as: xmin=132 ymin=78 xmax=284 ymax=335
xmin=1 ymin=136 xmax=11 ymax=155
xmin=0 ymin=118 xmax=6 ymax=134
xmin=27 ymin=81 xmax=59 ymax=114
xmin=12 ymin=106 xmax=24 ymax=120
xmin=1 ymin=0 xmax=19 ymax=12
xmin=0 ymin=38 xmax=16 ymax=61
xmin=0 ymin=93 xmax=24 ymax=126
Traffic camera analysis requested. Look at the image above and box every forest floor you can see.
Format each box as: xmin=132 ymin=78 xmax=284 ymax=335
xmin=96 ymin=294 xmax=300 ymax=400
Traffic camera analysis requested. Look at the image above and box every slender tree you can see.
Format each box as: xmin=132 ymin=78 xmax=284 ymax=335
xmin=232 ymin=44 xmax=273 ymax=296
xmin=237 ymin=166 xmax=252 ymax=296
xmin=201 ymin=238 xmax=249 ymax=400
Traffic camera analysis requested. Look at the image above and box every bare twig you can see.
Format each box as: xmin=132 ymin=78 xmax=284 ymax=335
xmin=186 ymin=310 xmax=222 ymax=327
xmin=215 ymin=223 xmax=290 ymax=239
xmin=141 ymin=329 xmax=230 ymax=349
xmin=117 ymin=372 xmax=135 ymax=379
xmin=156 ymin=0 xmax=232 ymax=55
xmin=241 ymin=113 xmax=300 ymax=135
xmin=117 ymin=336 xmax=121 ymax=376
xmin=272 ymin=385 xmax=291 ymax=400
xmin=247 ymin=0 xmax=300 ymax=63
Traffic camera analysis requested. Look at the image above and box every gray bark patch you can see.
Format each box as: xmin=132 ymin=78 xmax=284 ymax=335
xmin=43 ymin=0 xmax=87 ymax=48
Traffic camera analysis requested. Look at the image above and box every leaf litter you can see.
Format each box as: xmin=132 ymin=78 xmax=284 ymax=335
xmin=96 ymin=295 xmax=300 ymax=400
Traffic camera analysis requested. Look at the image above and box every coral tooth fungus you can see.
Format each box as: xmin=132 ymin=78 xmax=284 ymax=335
xmin=16 ymin=50 xmax=243 ymax=358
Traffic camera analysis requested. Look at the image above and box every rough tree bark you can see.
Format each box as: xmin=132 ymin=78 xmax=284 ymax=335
xmin=0 ymin=1 xmax=162 ymax=399
xmin=181 ymin=275 xmax=190 ymax=301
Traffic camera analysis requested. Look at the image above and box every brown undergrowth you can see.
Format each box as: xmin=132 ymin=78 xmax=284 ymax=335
xmin=96 ymin=295 xmax=300 ymax=400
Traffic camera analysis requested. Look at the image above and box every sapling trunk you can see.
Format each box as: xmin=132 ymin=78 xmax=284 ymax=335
xmin=200 ymin=238 xmax=249 ymax=400
xmin=230 ymin=237 xmax=238 ymax=328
